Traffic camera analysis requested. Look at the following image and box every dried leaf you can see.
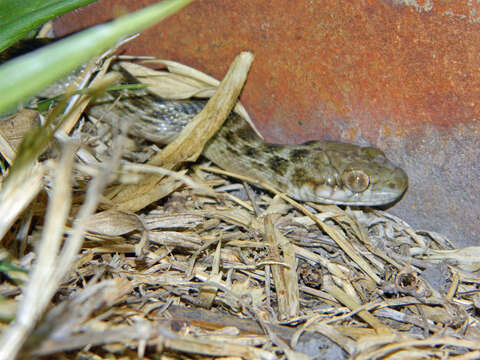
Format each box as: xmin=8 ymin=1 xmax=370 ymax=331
xmin=85 ymin=210 xmax=142 ymax=236
xmin=423 ymin=246 xmax=480 ymax=272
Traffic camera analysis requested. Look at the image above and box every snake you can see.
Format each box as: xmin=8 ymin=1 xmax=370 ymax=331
xmin=89 ymin=74 xmax=408 ymax=206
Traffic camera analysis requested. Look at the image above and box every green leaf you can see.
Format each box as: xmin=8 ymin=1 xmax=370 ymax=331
xmin=0 ymin=261 xmax=28 ymax=274
xmin=0 ymin=0 xmax=98 ymax=52
xmin=0 ymin=0 xmax=194 ymax=113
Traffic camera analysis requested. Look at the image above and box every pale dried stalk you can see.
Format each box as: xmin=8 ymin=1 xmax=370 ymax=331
xmin=197 ymin=240 xmax=223 ymax=308
xmin=295 ymin=319 xmax=357 ymax=355
xmin=59 ymin=56 xmax=117 ymax=134
xmin=355 ymin=336 xmax=480 ymax=360
xmin=60 ymin=35 xmax=140 ymax=134
xmin=0 ymin=144 xmax=75 ymax=360
xmin=152 ymin=51 xmax=253 ymax=165
xmin=121 ymin=161 xmax=216 ymax=197
xmin=264 ymin=215 xmax=300 ymax=319
xmin=0 ymin=163 xmax=45 ymax=242
xmin=324 ymin=277 xmax=394 ymax=337
xmin=0 ymin=116 xmax=123 ymax=358
xmin=134 ymin=59 xmax=257 ymax=135
xmin=293 ymin=245 xmax=351 ymax=280
xmin=162 ymin=335 xmax=270 ymax=360
xmin=107 ymin=51 xmax=254 ymax=211
xmin=49 ymin=135 xmax=123 ymax=288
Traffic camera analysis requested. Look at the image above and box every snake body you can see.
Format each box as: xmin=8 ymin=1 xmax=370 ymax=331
xmin=90 ymin=83 xmax=408 ymax=206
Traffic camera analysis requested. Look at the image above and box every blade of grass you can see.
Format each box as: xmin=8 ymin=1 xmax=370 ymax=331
xmin=0 ymin=0 xmax=98 ymax=52
xmin=0 ymin=0 xmax=194 ymax=113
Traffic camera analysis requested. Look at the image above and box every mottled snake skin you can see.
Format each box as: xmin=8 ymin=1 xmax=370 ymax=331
xmin=90 ymin=84 xmax=408 ymax=206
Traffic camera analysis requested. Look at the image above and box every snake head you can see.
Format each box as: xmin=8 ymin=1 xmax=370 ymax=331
xmin=336 ymin=161 xmax=408 ymax=206
xmin=290 ymin=143 xmax=408 ymax=206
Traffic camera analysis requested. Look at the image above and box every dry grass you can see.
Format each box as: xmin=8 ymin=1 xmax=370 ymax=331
xmin=0 ymin=51 xmax=479 ymax=360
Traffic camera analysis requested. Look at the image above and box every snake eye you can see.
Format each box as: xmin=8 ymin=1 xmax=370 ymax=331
xmin=342 ymin=168 xmax=370 ymax=193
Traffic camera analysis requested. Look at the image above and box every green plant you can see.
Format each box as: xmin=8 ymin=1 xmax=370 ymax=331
xmin=0 ymin=0 xmax=193 ymax=113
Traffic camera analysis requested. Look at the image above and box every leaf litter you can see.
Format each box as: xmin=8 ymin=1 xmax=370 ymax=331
xmin=0 ymin=50 xmax=479 ymax=360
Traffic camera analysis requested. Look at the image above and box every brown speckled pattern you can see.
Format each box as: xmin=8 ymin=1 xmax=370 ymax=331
xmin=90 ymin=90 xmax=408 ymax=206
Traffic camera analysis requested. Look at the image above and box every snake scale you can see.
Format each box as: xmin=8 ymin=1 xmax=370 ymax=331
xmin=89 ymin=75 xmax=408 ymax=206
